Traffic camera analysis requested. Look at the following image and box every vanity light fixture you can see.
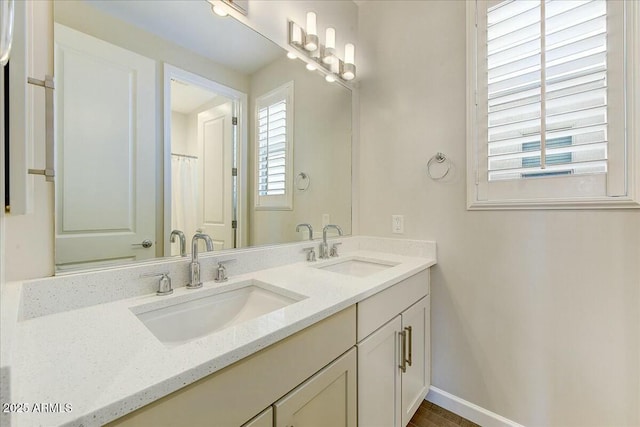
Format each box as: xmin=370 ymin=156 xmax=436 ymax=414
xmin=212 ymin=3 xmax=229 ymax=17
xmin=287 ymin=16 xmax=357 ymax=83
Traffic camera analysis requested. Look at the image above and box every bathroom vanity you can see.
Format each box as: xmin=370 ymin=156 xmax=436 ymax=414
xmin=0 ymin=237 xmax=436 ymax=427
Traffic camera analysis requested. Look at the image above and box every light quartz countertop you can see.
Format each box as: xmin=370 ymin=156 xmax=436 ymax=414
xmin=2 ymin=243 xmax=435 ymax=427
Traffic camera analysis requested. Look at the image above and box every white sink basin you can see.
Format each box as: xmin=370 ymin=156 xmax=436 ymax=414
xmin=316 ymin=257 xmax=397 ymax=277
xmin=133 ymin=281 xmax=305 ymax=347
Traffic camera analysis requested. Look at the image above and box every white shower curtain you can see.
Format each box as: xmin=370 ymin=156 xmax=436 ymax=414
xmin=171 ymin=155 xmax=199 ymax=256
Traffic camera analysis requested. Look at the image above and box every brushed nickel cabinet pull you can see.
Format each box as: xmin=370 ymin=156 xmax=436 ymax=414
xmin=398 ymin=330 xmax=407 ymax=373
xmin=27 ymin=75 xmax=55 ymax=182
xmin=405 ymin=325 xmax=413 ymax=367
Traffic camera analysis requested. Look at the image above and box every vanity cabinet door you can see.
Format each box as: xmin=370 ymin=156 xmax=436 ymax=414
xmin=274 ymin=348 xmax=357 ymax=427
xmin=401 ymin=296 xmax=430 ymax=426
xmin=357 ymin=316 xmax=402 ymax=427
xmin=242 ymin=407 xmax=273 ymax=427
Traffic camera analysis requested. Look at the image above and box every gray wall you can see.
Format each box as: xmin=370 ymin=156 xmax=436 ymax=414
xmin=357 ymin=1 xmax=640 ymax=425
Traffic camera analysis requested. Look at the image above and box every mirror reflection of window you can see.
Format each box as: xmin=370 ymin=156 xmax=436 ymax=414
xmin=255 ymin=81 xmax=294 ymax=210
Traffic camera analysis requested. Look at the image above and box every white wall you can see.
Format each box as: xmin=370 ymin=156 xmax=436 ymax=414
xmin=358 ymin=1 xmax=640 ymax=426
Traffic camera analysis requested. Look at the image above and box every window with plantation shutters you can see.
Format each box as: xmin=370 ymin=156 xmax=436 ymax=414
xmin=255 ymin=82 xmax=294 ymax=209
xmin=467 ymin=0 xmax=640 ymax=209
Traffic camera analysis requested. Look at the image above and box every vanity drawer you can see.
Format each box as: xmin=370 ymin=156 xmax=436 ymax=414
xmin=357 ymin=269 xmax=429 ymax=341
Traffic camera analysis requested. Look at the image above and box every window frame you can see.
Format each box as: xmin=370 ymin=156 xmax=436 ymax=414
xmin=254 ymin=81 xmax=294 ymax=211
xmin=466 ymin=0 xmax=640 ymax=209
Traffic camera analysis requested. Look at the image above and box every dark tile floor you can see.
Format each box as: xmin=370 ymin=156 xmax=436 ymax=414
xmin=409 ymin=401 xmax=481 ymax=427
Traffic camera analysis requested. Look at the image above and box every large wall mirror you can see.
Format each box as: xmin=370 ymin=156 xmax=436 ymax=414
xmin=53 ymin=0 xmax=352 ymax=272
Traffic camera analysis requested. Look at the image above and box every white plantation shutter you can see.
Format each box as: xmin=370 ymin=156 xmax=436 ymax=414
xmin=467 ymin=0 xmax=639 ymax=208
xmin=258 ymin=99 xmax=287 ymax=195
xmin=487 ymin=0 xmax=608 ymax=181
xmin=255 ymin=82 xmax=294 ymax=209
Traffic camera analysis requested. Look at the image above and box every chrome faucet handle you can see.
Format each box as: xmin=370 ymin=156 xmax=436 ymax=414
xmin=140 ymin=272 xmax=173 ymax=296
xmin=214 ymin=259 xmax=236 ymax=282
xmin=214 ymin=263 xmax=228 ymax=282
xmin=330 ymin=242 xmax=342 ymax=257
xmin=302 ymin=247 xmax=317 ymax=262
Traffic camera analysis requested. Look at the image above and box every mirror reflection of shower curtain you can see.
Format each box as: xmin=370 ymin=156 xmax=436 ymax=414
xmin=171 ymin=155 xmax=198 ymax=256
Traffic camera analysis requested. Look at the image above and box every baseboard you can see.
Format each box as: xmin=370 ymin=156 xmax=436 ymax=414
xmin=425 ymin=386 xmax=525 ymax=427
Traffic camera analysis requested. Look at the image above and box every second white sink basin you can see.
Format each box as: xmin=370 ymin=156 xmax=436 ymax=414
xmin=316 ymin=257 xmax=398 ymax=277
xmin=133 ymin=280 xmax=305 ymax=347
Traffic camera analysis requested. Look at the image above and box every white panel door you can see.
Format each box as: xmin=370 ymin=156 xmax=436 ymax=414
xmin=54 ymin=24 xmax=156 ymax=268
xmin=358 ymin=315 xmax=402 ymax=427
xmin=197 ymin=101 xmax=234 ymax=250
xmin=401 ymin=296 xmax=431 ymax=426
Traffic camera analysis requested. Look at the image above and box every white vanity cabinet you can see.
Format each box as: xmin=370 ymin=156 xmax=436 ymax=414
xmin=242 ymin=408 xmax=273 ymax=427
xmin=241 ymin=341 xmax=357 ymax=427
xmin=108 ymin=306 xmax=356 ymax=427
xmin=357 ymin=269 xmax=431 ymax=427
xmin=274 ymin=347 xmax=357 ymax=427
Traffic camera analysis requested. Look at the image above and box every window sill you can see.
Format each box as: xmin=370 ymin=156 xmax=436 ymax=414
xmin=467 ymin=196 xmax=640 ymax=210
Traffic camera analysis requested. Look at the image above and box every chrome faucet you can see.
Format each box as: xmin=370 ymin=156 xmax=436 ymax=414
xmin=187 ymin=233 xmax=214 ymax=289
xmin=296 ymin=223 xmax=314 ymax=240
xmin=170 ymin=230 xmax=186 ymax=257
xmin=319 ymin=224 xmax=343 ymax=259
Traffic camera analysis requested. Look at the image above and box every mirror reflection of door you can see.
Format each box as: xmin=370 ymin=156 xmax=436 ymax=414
xmin=54 ymin=24 xmax=157 ymax=271
xmin=169 ymin=78 xmax=237 ymax=255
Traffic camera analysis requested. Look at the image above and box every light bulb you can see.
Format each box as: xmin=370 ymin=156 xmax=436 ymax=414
xmin=287 ymin=52 xmax=297 ymax=59
xmin=342 ymin=43 xmax=356 ymax=80
xmin=345 ymin=43 xmax=355 ymax=65
xmin=212 ymin=4 xmax=228 ymax=17
xmin=326 ymin=28 xmax=336 ymax=49
xmin=322 ymin=27 xmax=336 ymax=65
xmin=306 ymin=63 xmax=317 ymax=71
xmin=304 ymin=12 xmax=318 ymax=51
xmin=325 ymin=74 xmax=336 ymax=83
xmin=306 ymin=12 xmax=317 ymax=36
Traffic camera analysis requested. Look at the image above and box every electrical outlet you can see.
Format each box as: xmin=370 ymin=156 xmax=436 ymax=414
xmin=322 ymin=214 xmax=330 ymax=227
xmin=392 ymin=215 xmax=404 ymax=234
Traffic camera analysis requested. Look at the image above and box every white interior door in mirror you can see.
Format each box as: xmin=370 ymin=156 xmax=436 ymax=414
xmin=197 ymin=101 xmax=234 ymax=250
xmin=54 ymin=24 xmax=156 ymax=269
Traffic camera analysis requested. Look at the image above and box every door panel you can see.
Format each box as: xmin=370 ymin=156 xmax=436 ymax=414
xmin=274 ymin=348 xmax=356 ymax=427
xmin=358 ymin=316 xmax=402 ymax=427
xmin=242 ymin=407 xmax=273 ymax=427
xmin=54 ymin=24 xmax=156 ymax=268
xmin=401 ymin=296 xmax=430 ymax=426
xmin=197 ymin=101 xmax=233 ymax=250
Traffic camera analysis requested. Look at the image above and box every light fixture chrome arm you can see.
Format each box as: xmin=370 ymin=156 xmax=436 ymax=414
xmin=170 ymin=229 xmax=186 ymax=257
xmin=296 ymin=223 xmax=314 ymax=240
xmin=319 ymin=224 xmax=343 ymax=259
xmin=187 ymin=233 xmax=214 ymax=289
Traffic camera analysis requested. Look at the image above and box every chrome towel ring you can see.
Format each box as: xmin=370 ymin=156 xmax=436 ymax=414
xmin=427 ymin=152 xmax=451 ymax=180
xmin=296 ymin=172 xmax=311 ymax=190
